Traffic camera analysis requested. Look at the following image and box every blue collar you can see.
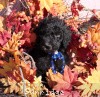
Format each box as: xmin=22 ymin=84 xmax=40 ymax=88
xmin=49 ymin=51 xmax=65 ymax=74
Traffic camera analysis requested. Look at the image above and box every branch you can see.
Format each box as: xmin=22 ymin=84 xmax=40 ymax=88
xmin=19 ymin=67 xmax=27 ymax=97
xmin=22 ymin=52 xmax=36 ymax=69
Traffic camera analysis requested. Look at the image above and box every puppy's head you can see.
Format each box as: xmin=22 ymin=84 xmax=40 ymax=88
xmin=34 ymin=16 xmax=72 ymax=53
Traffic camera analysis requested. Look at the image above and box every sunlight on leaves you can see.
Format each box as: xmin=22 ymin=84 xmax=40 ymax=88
xmin=78 ymin=69 xmax=100 ymax=97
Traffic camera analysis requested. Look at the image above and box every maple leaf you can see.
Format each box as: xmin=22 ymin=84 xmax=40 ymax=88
xmin=53 ymin=66 xmax=78 ymax=91
xmin=49 ymin=0 xmax=67 ymax=16
xmin=0 ymin=30 xmax=11 ymax=46
xmin=72 ymin=61 xmax=91 ymax=75
xmin=68 ymin=34 xmax=97 ymax=67
xmin=77 ymin=69 xmax=100 ymax=97
xmin=0 ymin=77 xmax=21 ymax=94
xmin=4 ymin=32 xmax=23 ymax=50
xmin=80 ymin=22 xmax=100 ymax=53
xmin=20 ymin=60 xmax=36 ymax=83
xmin=63 ymin=66 xmax=78 ymax=84
xmin=0 ymin=51 xmax=36 ymax=82
xmin=71 ymin=0 xmax=84 ymax=17
xmin=3 ymin=32 xmax=23 ymax=57
xmin=18 ymin=76 xmax=44 ymax=97
xmin=0 ymin=58 xmax=17 ymax=77
xmin=39 ymin=0 xmax=53 ymax=11
xmin=46 ymin=66 xmax=79 ymax=96
xmin=46 ymin=68 xmax=65 ymax=88
xmin=0 ymin=0 xmax=8 ymax=10
xmin=0 ymin=76 xmax=43 ymax=97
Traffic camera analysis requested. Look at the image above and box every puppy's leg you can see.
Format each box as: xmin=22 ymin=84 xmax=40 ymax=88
xmin=36 ymin=56 xmax=51 ymax=76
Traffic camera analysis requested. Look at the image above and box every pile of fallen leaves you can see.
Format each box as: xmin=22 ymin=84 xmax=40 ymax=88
xmin=0 ymin=0 xmax=100 ymax=97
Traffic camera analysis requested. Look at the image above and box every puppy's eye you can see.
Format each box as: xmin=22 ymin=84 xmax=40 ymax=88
xmin=51 ymin=32 xmax=54 ymax=36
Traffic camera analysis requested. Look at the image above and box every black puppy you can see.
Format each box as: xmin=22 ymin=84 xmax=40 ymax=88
xmin=30 ymin=16 xmax=72 ymax=76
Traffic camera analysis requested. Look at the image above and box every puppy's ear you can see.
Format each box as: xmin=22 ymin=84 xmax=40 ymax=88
xmin=62 ymin=26 xmax=72 ymax=48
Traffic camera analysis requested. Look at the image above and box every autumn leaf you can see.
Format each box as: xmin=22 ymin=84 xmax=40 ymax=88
xmin=46 ymin=68 xmax=64 ymax=88
xmin=0 ymin=4 xmax=4 ymax=10
xmin=63 ymin=66 xmax=78 ymax=84
xmin=0 ymin=30 xmax=11 ymax=46
xmin=4 ymin=32 xmax=23 ymax=50
xmin=0 ymin=58 xmax=17 ymax=77
xmin=0 ymin=56 xmax=21 ymax=82
xmin=53 ymin=66 xmax=78 ymax=92
xmin=49 ymin=0 xmax=67 ymax=16
xmin=0 ymin=76 xmax=44 ymax=97
xmin=80 ymin=22 xmax=100 ymax=53
xmin=2 ymin=32 xmax=23 ymax=58
xmin=71 ymin=61 xmax=92 ymax=75
xmin=0 ymin=0 xmax=8 ymax=10
xmin=76 ymin=47 xmax=95 ymax=63
xmin=46 ymin=66 xmax=79 ymax=96
xmin=20 ymin=60 xmax=36 ymax=83
xmin=39 ymin=0 xmax=53 ymax=11
xmin=0 ymin=77 xmax=21 ymax=94
xmin=77 ymin=69 xmax=100 ymax=97
xmin=18 ymin=76 xmax=44 ymax=97
xmin=71 ymin=0 xmax=84 ymax=16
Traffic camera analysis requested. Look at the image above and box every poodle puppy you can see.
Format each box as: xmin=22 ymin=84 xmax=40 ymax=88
xmin=29 ymin=16 xmax=72 ymax=76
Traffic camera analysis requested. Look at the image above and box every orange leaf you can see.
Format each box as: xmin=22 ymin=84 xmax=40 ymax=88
xmin=46 ymin=68 xmax=64 ymax=88
xmin=0 ymin=0 xmax=8 ymax=10
xmin=0 ymin=58 xmax=17 ymax=77
xmin=20 ymin=61 xmax=36 ymax=83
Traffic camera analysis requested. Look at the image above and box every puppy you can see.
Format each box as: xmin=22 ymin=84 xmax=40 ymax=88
xmin=29 ymin=16 xmax=72 ymax=76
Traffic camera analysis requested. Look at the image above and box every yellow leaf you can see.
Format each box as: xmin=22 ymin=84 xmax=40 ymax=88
xmin=0 ymin=4 xmax=4 ymax=10
xmin=78 ymin=69 xmax=100 ymax=96
xmin=3 ymin=32 xmax=23 ymax=56
xmin=0 ymin=16 xmax=4 ymax=31
xmin=0 ymin=77 xmax=20 ymax=94
xmin=39 ymin=0 xmax=53 ymax=11
xmin=18 ymin=76 xmax=43 ymax=97
xmin=80 ymin=22 xmax=100 ymax=53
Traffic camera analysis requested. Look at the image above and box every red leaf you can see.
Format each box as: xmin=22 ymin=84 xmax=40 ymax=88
xmin=71 ymin=0 xmax=84 ymax=16
xmin=63 ymin=66 xmax=78 ymax=84
xmin=78 ymin=4 xmax=84 ymax=11
xmin=0 ymin=30 xmax=11 ymax=46
xmin=76 ymin=47 xmax=93 ymax=62
xmin=71 ymin=1 xmax=79 ymax=16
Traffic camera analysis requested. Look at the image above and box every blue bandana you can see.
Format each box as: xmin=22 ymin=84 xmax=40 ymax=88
xmin=50 ymin=51 xmax=65 ymax=74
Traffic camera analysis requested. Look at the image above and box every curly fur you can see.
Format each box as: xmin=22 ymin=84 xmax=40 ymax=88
xmin=29 ymin=16 xmax=72 ymax=77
